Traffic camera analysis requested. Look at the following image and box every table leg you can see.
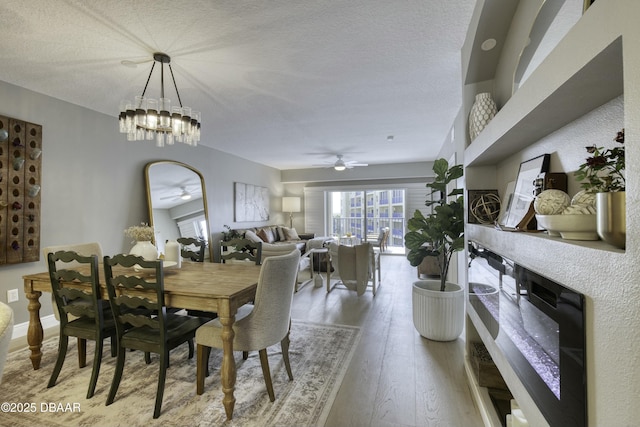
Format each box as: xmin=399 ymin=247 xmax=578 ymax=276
xmin=219 ymin=314 xmax=236 ymax=420
xmin=25 ymin=289 xmax=43 ymax=370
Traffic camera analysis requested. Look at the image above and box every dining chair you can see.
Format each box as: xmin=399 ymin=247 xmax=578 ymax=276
xmin=220 ymin=238 xmax=262 ymax=265
xmin=195 ymin=249 xmax=301 ymax=402
xmin=43 ymin=242 xmax=106 ymax=373
xmin=103 ymin=254 xmax=208 ymax=419
xmin=46 ymin=250 xmax=116 ymax=399
xmin=327 ymin=242 xmax=380 ymax=295
xmin=177 ymin=237 xmax=207 ymax=262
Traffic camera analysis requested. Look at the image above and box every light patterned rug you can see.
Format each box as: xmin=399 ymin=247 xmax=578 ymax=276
xmin=1 ymin=320 xmax=360 ymax=427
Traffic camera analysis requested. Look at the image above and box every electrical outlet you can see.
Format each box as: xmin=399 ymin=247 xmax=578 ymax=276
xmin=7 ymin=289 xmax=19 ymax=303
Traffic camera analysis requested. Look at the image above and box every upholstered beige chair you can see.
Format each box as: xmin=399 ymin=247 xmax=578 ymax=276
xmin=261 ymin=242 xmax=311 ymax=290
xmin=195 ymin=249 xmax=301 ymax=401
xmin=0 ymin=301 xmax=14 ymax=384
xmin=327 ymin=242 xmax=380 ymax=296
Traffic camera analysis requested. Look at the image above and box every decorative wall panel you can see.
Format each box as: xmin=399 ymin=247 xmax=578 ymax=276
xmin=0 ymin=115 xmax=42 ymax=265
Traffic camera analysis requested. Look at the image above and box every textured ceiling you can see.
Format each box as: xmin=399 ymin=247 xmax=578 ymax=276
xmin=0 ymin=0 xmax=475 ymax=170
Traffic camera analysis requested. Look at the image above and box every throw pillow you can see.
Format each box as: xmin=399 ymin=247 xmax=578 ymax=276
xmin=244 ymin=230 xmax=262 ymax=243
xmin=283 ymin=227 xmax=300 ymax=241
xmin=257 ymin=228 xmax=275 ymax=243
xmin=276 ymin=226 xmax=286 ymax=241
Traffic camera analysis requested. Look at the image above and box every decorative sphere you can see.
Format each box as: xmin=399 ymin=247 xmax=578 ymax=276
xmin=0 ymin=129 xmax=7 ymax=142
xmin=470 ymin=193 xmax=501 ymax=224
xmin=563 ymin=203 xmax=597 ymax=215
xmin=571 ymin=190 xmax=596 ymax=206
xmin=534 ymin=189 xmax=570 ymax=215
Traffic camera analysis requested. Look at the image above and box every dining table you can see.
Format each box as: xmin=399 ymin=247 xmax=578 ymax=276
xmin=22 ymin=260 xmax=262 ymax=420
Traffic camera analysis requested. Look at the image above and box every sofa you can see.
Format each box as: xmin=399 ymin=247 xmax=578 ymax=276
xmin=233 ymin=225 xmax=315 ymax=253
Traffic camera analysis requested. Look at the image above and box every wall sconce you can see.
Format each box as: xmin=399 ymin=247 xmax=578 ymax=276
xmin=282 ymin=197 xmax=301 ymax=229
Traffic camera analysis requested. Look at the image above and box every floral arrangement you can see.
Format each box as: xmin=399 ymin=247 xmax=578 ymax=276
xmin=574 ymin=128 xmax=625 ymax=193
xmin=221 ymin=224 xmax=241 ymax=242
xmin=124 ymin=223 xmax=155 ymax=242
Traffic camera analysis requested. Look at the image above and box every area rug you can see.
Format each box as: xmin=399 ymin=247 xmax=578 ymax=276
xmin=0 ymin=320 xmax=360 ymax=427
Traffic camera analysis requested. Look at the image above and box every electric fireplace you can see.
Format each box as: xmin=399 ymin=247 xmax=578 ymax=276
xmin=468 ymin=241 xmax=587 ymax=426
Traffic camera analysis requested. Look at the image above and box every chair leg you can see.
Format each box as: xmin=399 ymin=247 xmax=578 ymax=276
xmin=281 ymin=333 xmax=294 ymax=381
xmin=145 ymin=352 xmax=152 ymax=364
xmin=47 ymin=334 xmax=69 ymax=388
xmin=78 ymin=337 xmax=87 ymax=368
xmin=196 ymin=344 xmax=210 ymax=395
xmin=242 ymin=351 xmax=249 ymax=360
xmin=258 ymin=349 xmax=275 ymax=402
xmin=87 ymin=336 xmax=104 ymax=399
xmin=110 ymin=336 xmax=117 ymax=357
xmin=106 ymin=344 xmax=126 ymax=406
xmin=153 ymin=350 xmax=169 ymax=419
xmin=188 ymin=338 xmax=194 ymax=359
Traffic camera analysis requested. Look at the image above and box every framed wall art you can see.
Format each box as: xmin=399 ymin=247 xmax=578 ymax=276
xmin=234 ymin=182 xmax=270 ymax=222
xmin=503 ymin=154 xmax=550 ymax=229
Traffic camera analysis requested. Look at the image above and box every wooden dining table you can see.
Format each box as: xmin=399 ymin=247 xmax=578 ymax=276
xmin=22 ymin=260 xmax=262 ymax=420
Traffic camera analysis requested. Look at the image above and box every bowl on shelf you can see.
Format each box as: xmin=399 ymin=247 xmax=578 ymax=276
xmin=535 ymin=214 xmax=598 ymax=240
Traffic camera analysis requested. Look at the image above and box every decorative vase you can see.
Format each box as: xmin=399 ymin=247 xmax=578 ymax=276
xmin=412 ymin=280 xmax=464 ymax=341
xmin=596 ymin=191 xmax=626 ymax=249
xmin=469 ymin=92 xmax=497 ymax=141
xmin=129 ymin=240 xmax=158 ymax=261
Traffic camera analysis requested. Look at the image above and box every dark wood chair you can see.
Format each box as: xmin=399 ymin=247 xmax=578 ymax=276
xmin=220 ymin=238 xmax=262 ymax=265
xmin=103 ymin=254 xmax=208 ymax=419
xmin=177 ymin=237 xmax=206 ymax=262
xmin=46 ymin=250 xmax=116 ymax=399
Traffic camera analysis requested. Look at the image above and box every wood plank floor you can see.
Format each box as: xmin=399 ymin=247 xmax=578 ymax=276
xmin=290 ymin=254 xmax=484 ymax=427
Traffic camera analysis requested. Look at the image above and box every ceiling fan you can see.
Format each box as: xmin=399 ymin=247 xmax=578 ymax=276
xmin=160 ymin=186 xmax=193 ymax=201
xmin=313 ymin=154 xmax=368 ymax=171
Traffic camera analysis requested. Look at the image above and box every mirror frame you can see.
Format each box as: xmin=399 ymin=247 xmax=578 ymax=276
xmin=144 ymin=160 xmax=214 ymax=262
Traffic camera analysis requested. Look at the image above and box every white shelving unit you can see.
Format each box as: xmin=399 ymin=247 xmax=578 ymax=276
xmin=460 ymin=1 xmax=640 ymax=426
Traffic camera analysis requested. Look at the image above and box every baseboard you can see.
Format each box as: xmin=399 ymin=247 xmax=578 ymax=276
xmin=9 ymin=315 xmax=59 ymax=353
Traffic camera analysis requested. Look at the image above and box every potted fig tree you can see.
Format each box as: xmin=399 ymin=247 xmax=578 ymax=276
xmin=404 ymin=158 xmax=465 ymax=341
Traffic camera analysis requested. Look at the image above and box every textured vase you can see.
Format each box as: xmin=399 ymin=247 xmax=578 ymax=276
xmin=596 ymin=192 xmax=626 ymax=249
xmin=129 ymin=240 xmax=158 ymax=261
xmin=412 ymin=280 xmax=464 ymax=341
xmin=469 ymin=92 xmax=497 ymax=141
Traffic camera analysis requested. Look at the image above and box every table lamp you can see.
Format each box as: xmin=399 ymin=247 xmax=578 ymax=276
xmin=282 ymin=196 xmax=301 ymax=228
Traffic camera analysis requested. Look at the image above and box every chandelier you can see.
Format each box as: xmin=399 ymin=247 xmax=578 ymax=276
xmin=118 ymin=52 xmax=201 ymax=147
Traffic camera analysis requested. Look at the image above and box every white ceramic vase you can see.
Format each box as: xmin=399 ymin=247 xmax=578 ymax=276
xmin=412 ymin=280 xmax=464 ymax=341
xmin=469 ymin=92 xmax=497 ymax=141
xmin=129 ymin=240 xmax=158 ymax=261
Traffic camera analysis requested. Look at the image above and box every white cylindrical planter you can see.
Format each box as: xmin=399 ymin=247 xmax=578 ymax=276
xmin=469 ymin=92 xmax=497 ymax=141
xmin=412 ymin=280 xmax=464 ymax=341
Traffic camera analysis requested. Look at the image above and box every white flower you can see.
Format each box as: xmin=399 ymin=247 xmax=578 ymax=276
xmin=124 ymin=223 xmax=155 ymax=242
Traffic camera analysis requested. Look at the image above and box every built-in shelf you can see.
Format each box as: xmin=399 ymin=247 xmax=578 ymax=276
xmin=465 ymin=31 xmax=623 ymax=167
xmin=467 ymin=223 xmax=625 ymax=254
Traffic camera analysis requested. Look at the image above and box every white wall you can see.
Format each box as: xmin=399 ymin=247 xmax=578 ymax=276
xmin=0 ymin=80 xmax=285 ymax=325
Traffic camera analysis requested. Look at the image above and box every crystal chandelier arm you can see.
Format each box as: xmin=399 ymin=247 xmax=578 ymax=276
xmin=168 ymin=64 xmax=184 ymax=108
xmin=139 ymin=61 xmax=157 ymax=105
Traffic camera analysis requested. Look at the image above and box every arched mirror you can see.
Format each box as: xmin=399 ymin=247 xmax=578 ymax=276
xmin=145 ymin=161 xmax=213 ymax=262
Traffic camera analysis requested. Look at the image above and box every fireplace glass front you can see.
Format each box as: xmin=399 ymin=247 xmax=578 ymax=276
xmin=468 ymin=241 xmax=586 ymax=426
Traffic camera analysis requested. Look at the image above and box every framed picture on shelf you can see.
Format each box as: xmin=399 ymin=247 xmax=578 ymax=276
xmin=503 ymin=154 xmax=550 ymax=229
xmin=496 ymin=181 xmax=516 ymax=226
